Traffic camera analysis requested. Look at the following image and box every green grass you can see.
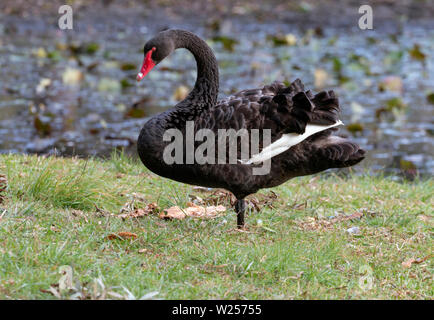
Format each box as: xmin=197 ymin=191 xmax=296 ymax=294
xmin=0 ymin=153 xmax=432 ymax=299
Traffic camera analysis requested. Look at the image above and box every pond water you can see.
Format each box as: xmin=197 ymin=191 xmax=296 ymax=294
xmin=0 ymin=4 xmax=433 ymax=178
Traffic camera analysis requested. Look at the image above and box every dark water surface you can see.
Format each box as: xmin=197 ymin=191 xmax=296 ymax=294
xmin=0 ymin=2 xmax=433 ymax=178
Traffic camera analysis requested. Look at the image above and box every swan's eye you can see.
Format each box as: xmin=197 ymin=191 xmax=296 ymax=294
xmin=150 ymin=46 xmax=156 ymax=57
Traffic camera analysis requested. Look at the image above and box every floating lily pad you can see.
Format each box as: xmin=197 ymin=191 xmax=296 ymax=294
xmin=332 ymin=57 xmax=343 ymax=74
xmin=120 ymin=62 xmax=137 ymax=71
xmin=47 ymin=50 xmax=61 ymax=62
xmin=426 ymin=92 xmax=434 ymax=105
xmin=347 ymin=123 xmax=364 ymax=135
xmin=85 ymin=43 xmax=100 ymax=55
xmin=400 ymin=159 xmax=416 ymax=170
xmin=384 ymin=51 xmax=403 ymax=67
xmin=34 ymin=116 xmax=52 ymax=136
xmin=376 ymin=97 xmax=408 ymax=119
xmin=207 ymin=19 xmax=220 ymax=32
xmin=386 ymin=97 xmax=407 ymax=111
xmin=125 ymin=108 xmax=145 ymax=118
xmin=120 ymin=78 xmax=133 ymax=89
xmin=268 ymin=34 xmax=297 ymax=47
xmin=408 ymin=44 xmax=426 ymax=62
xmin=327 ymin=36 xmax=338 ymax=45
xmin=212 ymin=36 xmax=238 ymax=52
xmin=68 ymin=42 xmax=83 ymax=55
xmin=366 ymin=37 xmax=378 ymax=44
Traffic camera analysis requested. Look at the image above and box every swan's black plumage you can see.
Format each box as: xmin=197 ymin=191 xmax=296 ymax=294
xmin=137 ymin=29 xmax=365 ymax=227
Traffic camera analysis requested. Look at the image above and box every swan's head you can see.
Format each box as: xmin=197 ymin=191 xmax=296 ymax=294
xmin=137 ymin=31 xmax=175 ymax=82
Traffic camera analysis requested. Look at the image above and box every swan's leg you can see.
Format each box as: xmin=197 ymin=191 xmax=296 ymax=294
xmin=235 ymin=199 xmax=246 ymax=228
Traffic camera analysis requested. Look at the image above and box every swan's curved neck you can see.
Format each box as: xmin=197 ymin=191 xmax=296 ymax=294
xmin=171 ymin=30 xmax=219 ymax=113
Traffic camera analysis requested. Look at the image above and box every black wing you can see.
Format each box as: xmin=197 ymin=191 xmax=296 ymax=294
xmin=195 ymin=79 xmax=341 ymax=158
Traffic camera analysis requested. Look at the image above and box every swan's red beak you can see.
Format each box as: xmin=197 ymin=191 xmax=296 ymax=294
xmin=137 ymin=47 xmax=156 ymax=82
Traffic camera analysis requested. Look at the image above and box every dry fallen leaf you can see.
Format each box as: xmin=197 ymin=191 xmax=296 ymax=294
xmin=95 ymin=205 xmax=111 ymax=217
xmin=106 ymin=232 xmax=138 ymax=240
xmin=159 ymin=203 xmax=226 ymax=220
xmin=402 ymin=255 xmax=432 ymax=268
xmin=118 ymin=203 xmax=159 ymax=219
xmin=160 ymin=206 xmax=186 ymax=220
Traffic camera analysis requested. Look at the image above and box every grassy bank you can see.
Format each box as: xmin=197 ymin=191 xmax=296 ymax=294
xmin=0 ymin=153 xmax=432 ymax=299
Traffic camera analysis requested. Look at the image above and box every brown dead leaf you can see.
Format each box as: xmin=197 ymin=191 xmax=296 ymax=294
xmin=159 ymin=206 xmax=186 ymax=220
xmin=402 ymin=259 xmax=414 ymax=268
xmin=402 ymin=255 xmax=432 ymax=268
xmin=118 ymin=203 xmax=159 ymax=219
xmin=159 ymin=203 xmax=226 ymax=220
xmin=106 ymin=232 xmax=138 ymax=240
xmin=95 ymin=205 xmax=111 ymax=217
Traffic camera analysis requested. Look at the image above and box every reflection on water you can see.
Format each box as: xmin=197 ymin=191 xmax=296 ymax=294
xmin=0 ymin=5 xmax=433 ymax=178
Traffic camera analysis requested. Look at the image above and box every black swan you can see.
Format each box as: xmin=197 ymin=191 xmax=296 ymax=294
xmin=136 ymin=29 xmax=365 ymax=228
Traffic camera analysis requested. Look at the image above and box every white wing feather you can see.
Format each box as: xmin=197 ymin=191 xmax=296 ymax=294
xmin=240 ymin=120 xmax=344 ymax=165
